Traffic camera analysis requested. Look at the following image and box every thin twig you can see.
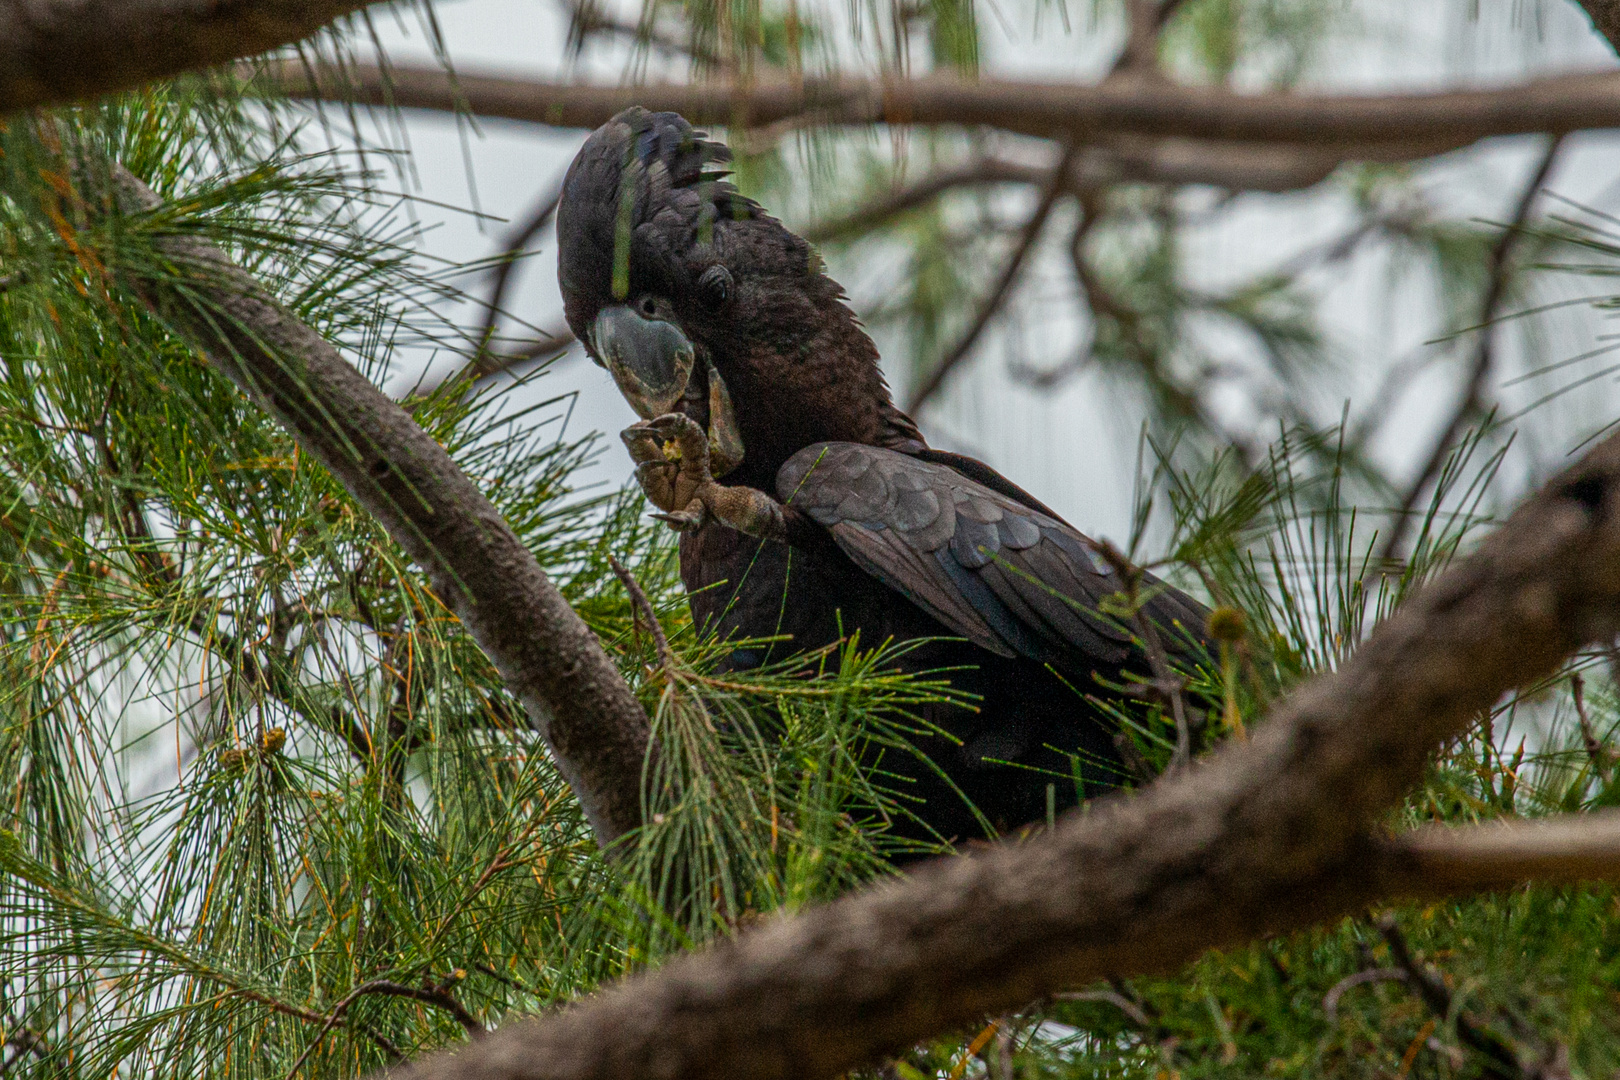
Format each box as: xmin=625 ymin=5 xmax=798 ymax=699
xmin=907 ymin=141 xmax=1080 ymax=411
xmin=405 ymin=322 xmax=575 ymax=404
xmin=1066 ymin=196 xmax=1205 ymax=423
xmin=402 ymin=184 xmax=578 ymax=405
xmin=473 ymin=184 xmax=563 ymax=372
xmin=989 ymin=1022 xmax=1015 ymax=1080
xmin=1095 ymin=539 xmax=1193 ymax=771
xmin=283 ymin=977 xmax=483 ymax=1079
xmin=1571 ymin=672 xmax=1613 ymax=781
xmin=1054 ymin=989 xmax=1152 ymax=1028
xmin=1378 ymin=135 xmax=1564 ymax=565
xmin=231 ymin=987 xmax=403 ymax=1067
xmin=1322 ymin=967 xmax=1408 ymax=1025
xmin=561 ymin=0 xmax=719 ymax=63
xmin=610 ymin=555 xmax=677 ymax=677
xmin=473 ymin=962 xmax=541 ymax=998
xmin=804 ymin=158 xmax=1041 ymax=243
xmin=1376 ymin=915 xmax=1522 ymax=1080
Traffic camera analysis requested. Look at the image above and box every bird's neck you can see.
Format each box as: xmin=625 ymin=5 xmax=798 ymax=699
xmin=723 ymin=287 xmax=925 ymax=489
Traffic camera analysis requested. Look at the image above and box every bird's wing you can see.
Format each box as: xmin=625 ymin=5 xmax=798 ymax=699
xmin=776 ymin=442 xmax=1208 ymax=669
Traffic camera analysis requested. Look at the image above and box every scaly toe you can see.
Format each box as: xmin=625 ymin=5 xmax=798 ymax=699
xmin=649 ymin=508 xmax=706 ymax=532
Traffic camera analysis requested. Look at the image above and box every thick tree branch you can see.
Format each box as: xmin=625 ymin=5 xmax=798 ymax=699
xmin=100 ymin=164 xmax=650 ymax=848
xmin=388 ymin=424 xmax=1620 ymax=1080
xmin=0 ymin=0 xmax=380 ymax=114
xmin=259 ymin=59 xmax=1620 ymax=154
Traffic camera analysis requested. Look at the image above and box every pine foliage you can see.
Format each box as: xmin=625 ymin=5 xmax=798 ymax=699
xmin=0 ymin=2 xmax=1617 ymax=1078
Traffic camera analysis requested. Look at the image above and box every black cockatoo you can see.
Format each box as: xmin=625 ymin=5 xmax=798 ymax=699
xmin=557 ymin=108 xmax=1211 ymax=848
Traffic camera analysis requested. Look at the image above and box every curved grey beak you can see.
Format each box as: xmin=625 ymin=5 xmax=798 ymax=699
xmin=588 ymin=305 xmax=696 ymax=420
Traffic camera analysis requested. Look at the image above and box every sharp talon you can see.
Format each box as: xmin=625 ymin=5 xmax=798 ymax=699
xmin=650 ymin=510 xmax=704 ymax=532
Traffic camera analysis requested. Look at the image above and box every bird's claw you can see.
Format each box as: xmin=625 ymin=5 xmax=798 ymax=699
xmin=621 ymin=412 xmax=784 ymax=539
xmin=649 ymin=506 xmax=708 ymax=532
xmin=623 ymin=412 xmax=716 ymax=523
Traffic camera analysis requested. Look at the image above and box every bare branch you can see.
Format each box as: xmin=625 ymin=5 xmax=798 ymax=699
xmin=804 ymin=143 xmax=1347 ymax=245
xmin=0 ymin=0 xmax=379 ymax=114
xmin=1114 ymin=0 xmax=1167 ymax=75
xmin=1379 ymin=135 xmax=1563 ymax=564
xmin=100 ymin=163 xmax=650 ymax=848
xmin=805 ymin=159 xmax=1042 ymax=243
xmin=1390 ymin=809 xmax=1620 ymax=893
xmin=259 ymin=59 xmax=1620 ymax=155
xmin=609 ymin=556 xmax=676 ymax=678
xmin=1111 ymin=0 xmax=1191 ymax=76
xmin=389 ymin=421 xmax=1620 ymax=1080
xmin=1053 ymin=990 xmax=1153 ymax=1028
xmin=403 ymin=324 xmax=576 ymax=403
xmin=1375 ymin=916 xmax=1521 ymax=1079
xmin=561 ymin=0 xmax=719 ymax=65
xmin=1322 ymin=969 xmax=1407 ymax=1026
xmin=407 ymin=183 xmax=579 ymax=402
xmin=473 ymin=184 xmax=563 ymax=373
xmin=287 ymin=976 xmax=482 ymax=1077
xmin=1571 ymin=672 xmax=1614 ymax=780
xmin=907 ymin=143 xmax=1077 ymax=411
xmin=348 ymin=979 xmax=486 ymax=1040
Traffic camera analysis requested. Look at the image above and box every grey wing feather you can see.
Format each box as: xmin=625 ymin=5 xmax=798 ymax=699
xmin=777 ymin=442 xmax=1209 ymax=671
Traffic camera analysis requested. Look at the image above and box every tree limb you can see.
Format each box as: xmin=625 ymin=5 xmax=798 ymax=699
xmin=0 ymin=0 xmax=381 ymax=114
xmin=1390 ymin=809 xmax=1620 ymax=893
xmin=99 ymin=163 xmax=651 ymax=848
xmin=258 ymin=59 xmax=1620 ymax=154
xmin=803 ymin=141 xmax=1347 ymax=245
xmin=387 ymin=420 xmax=1620 ymax=1080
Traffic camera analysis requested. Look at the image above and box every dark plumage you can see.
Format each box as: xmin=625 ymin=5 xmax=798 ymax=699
xmin=557 ymin=108 xmax=1211 ymax=848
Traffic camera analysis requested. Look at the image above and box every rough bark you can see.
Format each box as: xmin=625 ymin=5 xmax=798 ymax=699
xmin=387 ymin=428 xmax=1620 ymax=1080
xmin=0 ymin=0 xmax=377 ymax=113
xmin=260 ymin=58 xmax=1620 ymax=154
xmin=104 ymin=165 xmax=650 ymax=847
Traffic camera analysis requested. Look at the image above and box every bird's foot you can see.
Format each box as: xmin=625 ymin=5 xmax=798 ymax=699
xmin=620 ymin=413 xmax=785 ymax=540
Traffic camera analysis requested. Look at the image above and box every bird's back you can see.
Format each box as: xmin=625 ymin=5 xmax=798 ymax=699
xmin=680 ymin=446 xmax=1211 ymax=849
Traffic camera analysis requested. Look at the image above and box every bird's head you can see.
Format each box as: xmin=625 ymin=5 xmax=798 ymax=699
xmin=557 ymin=107 xmax=922 ymax=487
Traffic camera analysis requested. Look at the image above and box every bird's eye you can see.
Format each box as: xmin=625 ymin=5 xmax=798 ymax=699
xmin=698 ymin=265 xmax=733 ymax=310
xmin=638 ymin=295 xmax=660 ymax=319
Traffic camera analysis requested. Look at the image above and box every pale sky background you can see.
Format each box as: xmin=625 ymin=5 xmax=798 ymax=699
xmin=322 ymin=0 xmax=1620 ymax=547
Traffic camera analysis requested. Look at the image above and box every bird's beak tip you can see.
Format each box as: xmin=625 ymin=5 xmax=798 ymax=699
xmin=589 ymin=305 xmax=695 ymax=419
